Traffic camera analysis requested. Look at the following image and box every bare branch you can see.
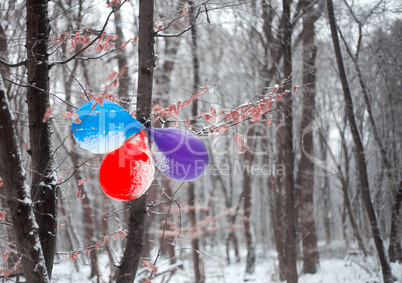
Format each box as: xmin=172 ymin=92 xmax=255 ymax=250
xmin=49 ymin=0 xmax=128 ymax=68
xmin=156 ymin=1 xmax=250 ymax=38
xmin=0 ymin=58 xmax=26 ymax=68
xmin=2 ymin=77 xmax=77 ymax=109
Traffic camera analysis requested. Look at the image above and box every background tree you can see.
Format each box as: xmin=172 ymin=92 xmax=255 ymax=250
xmin=26 ymin=0 xmax=58 ymax=277
xmin=296 ymin=0 xmax=320 ymax=274
xmin=326 ymin=0 xmax=393 ymax=281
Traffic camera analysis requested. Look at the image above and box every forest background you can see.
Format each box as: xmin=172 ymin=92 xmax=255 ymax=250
xmin=0 ymin=0 xmax=401 ymax=282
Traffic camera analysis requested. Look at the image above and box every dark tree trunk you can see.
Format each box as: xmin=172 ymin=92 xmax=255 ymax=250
xmin=389 ymin=181 xmax=402 ymax=262
xmin=0 ymin=76 xmax=49 ymax=282
xmin=243 ymin=150 xmax=256 ymax=275
xmin=269 ymin=173 xmax=287 ymax=281
xmin=58 ymin=190 xmax=80 ymax=271
xmin=102 ymin=195 xmax=117 ymax=282
xmin=26 ymin=0 xmax=58 ymax=278
xmin=154 ymin=0 xmax=185 ymax=103
xmin=319 ymin=133 xmax=331 ymax=244
xmin=0 ymin=25 xmax=10 ymax=88
xmin=188 ymin=183 xmax=203 ymax=282
xmin=116 ymin=0 xmax=155 ymax=282
xmin=326 ymin=0 xmax=393 ymax=281
xmin=339 ymin=126 xmax=368 ymax=256
xmin=159 ymin=184 xmax=177 ymax=264
xmin=215 ymin=171 xmax=240 ymax=263
xmin=282 ymin=0 xmax=298 ymax=281
xmin=261 ymin=1 xmax=286 ymax=279
xmin=0 ymin=23 xmax=19 ymax=274
xmin=341 ymin=180 xmax=368 ymax=256
xmin=113 ymin=4 xmax=130 ymax=109
xmin=297 ymin=1 xmax=319 ymax=273
xmin=188 ymin=1 xmax=204 ymax=281
xmin=243 ymin=127 xmax=256 ymax=275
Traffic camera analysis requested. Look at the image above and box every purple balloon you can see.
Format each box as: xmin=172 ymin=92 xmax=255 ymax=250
xmin=147 ymin=128 xmax=209 ymax=181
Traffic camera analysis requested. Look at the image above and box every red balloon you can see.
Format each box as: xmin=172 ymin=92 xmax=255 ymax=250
xmin=99 ymin=130 xmax=154 ymax=201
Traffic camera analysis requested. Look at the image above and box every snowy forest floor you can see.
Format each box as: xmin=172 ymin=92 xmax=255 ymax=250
xmin=47 ymin=241 xmax=402 ymax=283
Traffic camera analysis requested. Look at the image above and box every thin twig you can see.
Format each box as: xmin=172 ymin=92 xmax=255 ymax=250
xmin=151 ymin=183 xmax=185 ymax=277
xmin=49 ymin=0 xmax=127 ymax=68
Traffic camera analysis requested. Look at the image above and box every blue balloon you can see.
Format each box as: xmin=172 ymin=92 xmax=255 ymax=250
xmin=72 ymin=100 xmax=143 ymax=154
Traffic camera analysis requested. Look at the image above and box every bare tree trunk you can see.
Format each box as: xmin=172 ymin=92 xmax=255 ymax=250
xmin=389 ymin=181 xmax=402 ymax=262
xmin=102 ymin=195 xmax=117 ymax=282
xmin=154 ymin=0 xmax=185 ymax=103
xmin=0 ymin=76 xmax=49 ymax=282
xmin=282 ymin=0 xmax=297 ymax=281
xmin=319 ymin=134 xmax=332 ymax=245
xmin=269 ymin=173 xmax=287 ymax=280
xmin=116 ymin=0 xmax=155 ymax=281
xmin=296 ymin=2 xmax=319 ymax=273
xmin=340 ymin=205 xmax=349 ymax=247
xmin=0 ymin=23 xmax=20 ymax=274
xmin=159 ymin=184 xmax=177 ymax=264
xmin=113 ymin=4 xmax=130 ymax=109
xmin=243 ymin=128 xmax=256 ymax=275
xmin=326 ymin=0 xmax=393 ymax=281
xmin=215 ymin=170 xmax=240 ymax=263
xmin=58 ymin=190 xmax=80 ymax=271
xmin=188 ymin=2 xmax=204 ymax=281
xmin=187 ymin=183 xmax=203 ymax=282
xmin=339 ymin=124 xmax=368 ymax=256
xmin=0 ymin=25 xmax=10 ymax=89
xmin=341 ymin=181 xmax=368 ymax=256
xmin=26 ymin=0 xmax=58 ymax=278
xmin=260 ymin=1 xmax=286 ymax=279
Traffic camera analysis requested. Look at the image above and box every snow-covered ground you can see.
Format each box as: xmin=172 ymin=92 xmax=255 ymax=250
xmin=50 ymin=245 xmax=402 ymax=283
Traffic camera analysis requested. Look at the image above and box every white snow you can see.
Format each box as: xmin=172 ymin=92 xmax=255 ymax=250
xmin=33 ymin=242 xmax=41 ymax=251
xmin=18 ymin=196 xmax=32 ymax=205
xmin=47 ymin=246 xmax=402 ymax=282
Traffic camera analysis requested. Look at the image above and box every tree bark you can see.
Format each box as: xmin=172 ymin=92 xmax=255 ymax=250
xmin=243 ymin=126 xmax=256 ymax=275
xmin=0 ymin=23 xmax=20 ymax=274
xmin=0 ymin=25 xmax=10 ymax=89
xmin=339 ymin=122 xmax=368 ymax=256
xmin=326 ymin=0 xmax=393 ymax=281
xmin=214 ymin=169 xmax=240 ymax=263
xmin=389 ymin=181 xmax=402 ymax=262
xmin=0 ymin=76 xmax=49 ymax=282
xmin=116 ymin=0 xmax=155 ymax=281
xmin=260 ymin=1 xmax=286 ymax=279
xmin=282 ymin=0 xmax=298 ymax=282
xmin=319 ymin=132 xmax=331 ymax=244
xmin=269 ymin=173 xmax=287 ymax=281
xmin=188 ymin=1 xmax=204 ymax=281
xmin=26 ymin=0 xmax=58 ymax=278
xmin=297 ymin=1 xmax=319 ymax=273
xmin=113 ymin=4 xmax=130 ymax=110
